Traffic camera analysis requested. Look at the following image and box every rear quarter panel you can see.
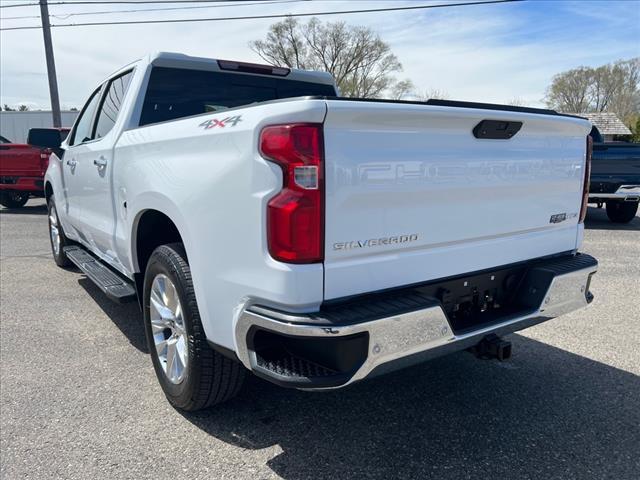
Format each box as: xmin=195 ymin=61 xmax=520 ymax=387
xmin=114 ymin=100 xmax=327 ymax=349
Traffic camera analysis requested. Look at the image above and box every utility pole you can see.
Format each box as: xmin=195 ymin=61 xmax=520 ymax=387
xmin=39 ymin=0 xmax=61 ymax=127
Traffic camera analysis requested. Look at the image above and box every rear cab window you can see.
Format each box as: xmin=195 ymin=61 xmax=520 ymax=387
xmin=139 ymin=67 xmax=337 ymax=126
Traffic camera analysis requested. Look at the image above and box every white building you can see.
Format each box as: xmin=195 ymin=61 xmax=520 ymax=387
xmin=0 ymin=110 xmax=79 ymax=143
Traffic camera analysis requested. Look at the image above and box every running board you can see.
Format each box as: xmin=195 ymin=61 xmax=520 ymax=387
xmin=63 ymin=246 xmax=137 ymax=303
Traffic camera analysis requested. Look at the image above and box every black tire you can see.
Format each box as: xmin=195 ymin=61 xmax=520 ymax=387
xmin=143 ymin=243 xmax=244 ymax=411
xmin=47 ymin=195 xmax=72 ymax=267
xmin=0 ymin=191 xmax=29 ymax=208
xmin=606 ymin=200 xmax=638 ymax=223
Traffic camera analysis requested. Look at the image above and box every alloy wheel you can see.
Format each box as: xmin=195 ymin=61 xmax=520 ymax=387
xmin=149 ymin=274 xmax=189 ymax=384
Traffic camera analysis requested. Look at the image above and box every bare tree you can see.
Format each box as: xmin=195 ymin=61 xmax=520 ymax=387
xmin=18 ymin=105 xmax=30 ymax=111
xmin=389 ymin=79 xmax=415 ymax=100
xmin=606 ymin=58 xmax=640 ymax=124
xmin=250 ymin=17 xmax=405 ymax=98
xmin=545 ymin=58 xmax=640 ymax=123
xmin=545 ymin=66 xmax=593 ymax=113
xmin=507 ymin=97 xmax=526 ymax=107
xmin=416 ymin=88 xmax=449 ymax=101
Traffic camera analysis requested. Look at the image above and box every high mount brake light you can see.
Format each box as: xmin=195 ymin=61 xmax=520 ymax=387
xmin=217 ymin=59 xmax=290 ymax=77
xmin=580 ymin=135 xmax=592 ymax=223
xmin=260 ymin=124 xmax=324 ymax=264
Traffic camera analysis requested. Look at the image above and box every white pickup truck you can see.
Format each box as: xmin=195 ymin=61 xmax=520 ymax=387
xmin=45 ymin=52 xmax=598 ymax=411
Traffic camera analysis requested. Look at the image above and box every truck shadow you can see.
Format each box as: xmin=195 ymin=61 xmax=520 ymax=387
xmin=182 ymin=336 xmax=639 ymax=479
xmin=73 ymin=271 xmax=639 ymax=478
xmin=0 ymin=200 xmax=47 ymax=216
xmin=77 ymin=277 xmax=148 ymax=353
xmin=584 ymin=206 xmax=640 ymax=231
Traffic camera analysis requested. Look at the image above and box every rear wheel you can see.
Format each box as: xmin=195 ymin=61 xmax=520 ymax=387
xmin=143 ymin=243 xmax=244 ymax=411
xmin=606 ymin=200 xmax=638 ymax=223
xmin=47 ymin=195 xmax=71 ymax=267
xmin=0 ymin=192 xmax=29 ymax=208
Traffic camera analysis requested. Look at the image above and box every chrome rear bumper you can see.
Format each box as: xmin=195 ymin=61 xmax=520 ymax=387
xmin=235 ymin=254 xmax=597 ymax=390
xmin=589 ymin=185 xmax=640 ymax=202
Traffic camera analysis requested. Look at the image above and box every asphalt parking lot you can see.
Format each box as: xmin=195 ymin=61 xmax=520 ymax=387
xmin=1 ymin=199 xmax=639 ymax=480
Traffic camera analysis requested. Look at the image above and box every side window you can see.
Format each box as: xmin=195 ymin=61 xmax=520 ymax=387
xmin=94 ymin=71 xmax=133 ymax=140
xmin=69 ymin=88 xmax=101 ymax=146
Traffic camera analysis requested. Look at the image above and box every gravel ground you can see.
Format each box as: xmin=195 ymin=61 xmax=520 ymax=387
xmin=1 ymin=199 xmax=639 ymax=480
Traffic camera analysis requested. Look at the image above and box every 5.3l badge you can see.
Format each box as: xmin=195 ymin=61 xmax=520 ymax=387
xmin=549 ymin=212 xmax=577 ymax=224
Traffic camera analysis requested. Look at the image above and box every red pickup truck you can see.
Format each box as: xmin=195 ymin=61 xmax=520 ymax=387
xmin=0 ymin=128 xmax=69 ymax=208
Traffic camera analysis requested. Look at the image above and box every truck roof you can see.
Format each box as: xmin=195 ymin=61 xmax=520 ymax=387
xmin=105 ymin=51 xmax=336 ymax=88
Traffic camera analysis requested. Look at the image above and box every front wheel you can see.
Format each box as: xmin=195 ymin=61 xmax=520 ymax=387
xmin=606 ymin=200 xmax=638 ymax=223
xmin=143 ymin=243 xmax=244 ymax=411
xmin=47 ymin=196 xmax=72 ymax=267
xmin=0 ymin=192 xmax=29 ymax=208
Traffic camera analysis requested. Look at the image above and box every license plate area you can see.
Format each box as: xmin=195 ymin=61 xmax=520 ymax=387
xmin=415 ymin=265 xmax=529 ymax=333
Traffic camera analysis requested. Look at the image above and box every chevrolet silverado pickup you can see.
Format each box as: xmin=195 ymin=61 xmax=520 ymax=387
xmin=588 ymin=126 xmax=640 ymax=223
xmin=0 ymin=128 xmax=69 ymax=208
xmin=44 ymin=52 xmax=597 ymax=411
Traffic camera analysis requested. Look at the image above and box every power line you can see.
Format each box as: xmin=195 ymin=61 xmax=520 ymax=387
xmin=0 ymin=0 xmax=283 ymax=7
xmin=1 ymin=0 xmax=305 ymax=20
xmin=0 ymin=2 xmax=38 ymax=7
xmin=0 ymin=0 xmax=523 ymax=31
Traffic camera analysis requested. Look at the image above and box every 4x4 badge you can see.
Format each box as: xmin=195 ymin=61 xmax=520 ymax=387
xmin=199 ymin=115 xmax=242 ymax=129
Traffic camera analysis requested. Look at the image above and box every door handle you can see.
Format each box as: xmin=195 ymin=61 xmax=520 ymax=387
xmin=93 ymin=156 xmax=107 ymax=169
xmin=66 ymin=159 xmax=77 ymax=167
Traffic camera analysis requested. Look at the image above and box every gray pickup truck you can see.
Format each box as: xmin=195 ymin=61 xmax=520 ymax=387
xmin=588 ymin=126 xmax=640 ymax=223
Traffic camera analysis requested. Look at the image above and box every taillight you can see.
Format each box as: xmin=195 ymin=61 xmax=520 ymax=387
xmin=580 ymin=135 xmax=592 ymax=223
xmin=40 ymin=150 xmax=50 ymax=174
xmin=260 ymin=124 xmax=324 ymax=263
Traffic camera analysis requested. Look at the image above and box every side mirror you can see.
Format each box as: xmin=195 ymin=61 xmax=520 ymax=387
xmin=27 ymin=128 xmax=63 ymax=150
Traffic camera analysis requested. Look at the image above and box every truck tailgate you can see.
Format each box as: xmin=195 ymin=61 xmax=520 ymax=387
xmin=322 ymin=100 xmax=591 ymax=300
xmin=0 ymin=144 xmax=44 ymax=177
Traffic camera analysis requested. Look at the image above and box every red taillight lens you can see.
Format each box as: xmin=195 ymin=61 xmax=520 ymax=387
xmin=260 ymin=124 xmax=324 ymax=263
xmin=40 ymin=150 xmax=50 ymax=175
xmin=580 ymin=135 xmax=592 ymax=223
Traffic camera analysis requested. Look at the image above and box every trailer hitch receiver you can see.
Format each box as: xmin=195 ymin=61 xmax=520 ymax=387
xmin=469 ymin=334 xmax=512 ymax=361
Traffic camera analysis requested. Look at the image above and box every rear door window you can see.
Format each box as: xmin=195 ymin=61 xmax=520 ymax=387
xmin=139 ymin=67 xmax=337 ymax=126
xmin=94 ymin=70 xmax=134 ymax=140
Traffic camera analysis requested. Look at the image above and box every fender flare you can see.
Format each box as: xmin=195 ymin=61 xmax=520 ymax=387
xmin=128 ymin=192 xmax=192 ymax=273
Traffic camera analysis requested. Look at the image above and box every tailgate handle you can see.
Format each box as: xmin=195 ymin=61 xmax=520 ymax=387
xmin=473 ymin=120 xmax=522 ymax=139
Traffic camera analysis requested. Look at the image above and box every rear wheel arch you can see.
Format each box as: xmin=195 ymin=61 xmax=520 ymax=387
xmin=133 ymin=209 xmax=186 ymax=276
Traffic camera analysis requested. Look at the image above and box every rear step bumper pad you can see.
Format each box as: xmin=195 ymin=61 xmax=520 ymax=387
xmin=64 ymin=246 xmax=136 ymax=303
xmin=235 ymin=254 xmax=597 ymax=389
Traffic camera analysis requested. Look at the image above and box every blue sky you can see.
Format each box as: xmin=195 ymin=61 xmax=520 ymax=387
xmin=0 ymin=0 xmax=638 ymax=109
